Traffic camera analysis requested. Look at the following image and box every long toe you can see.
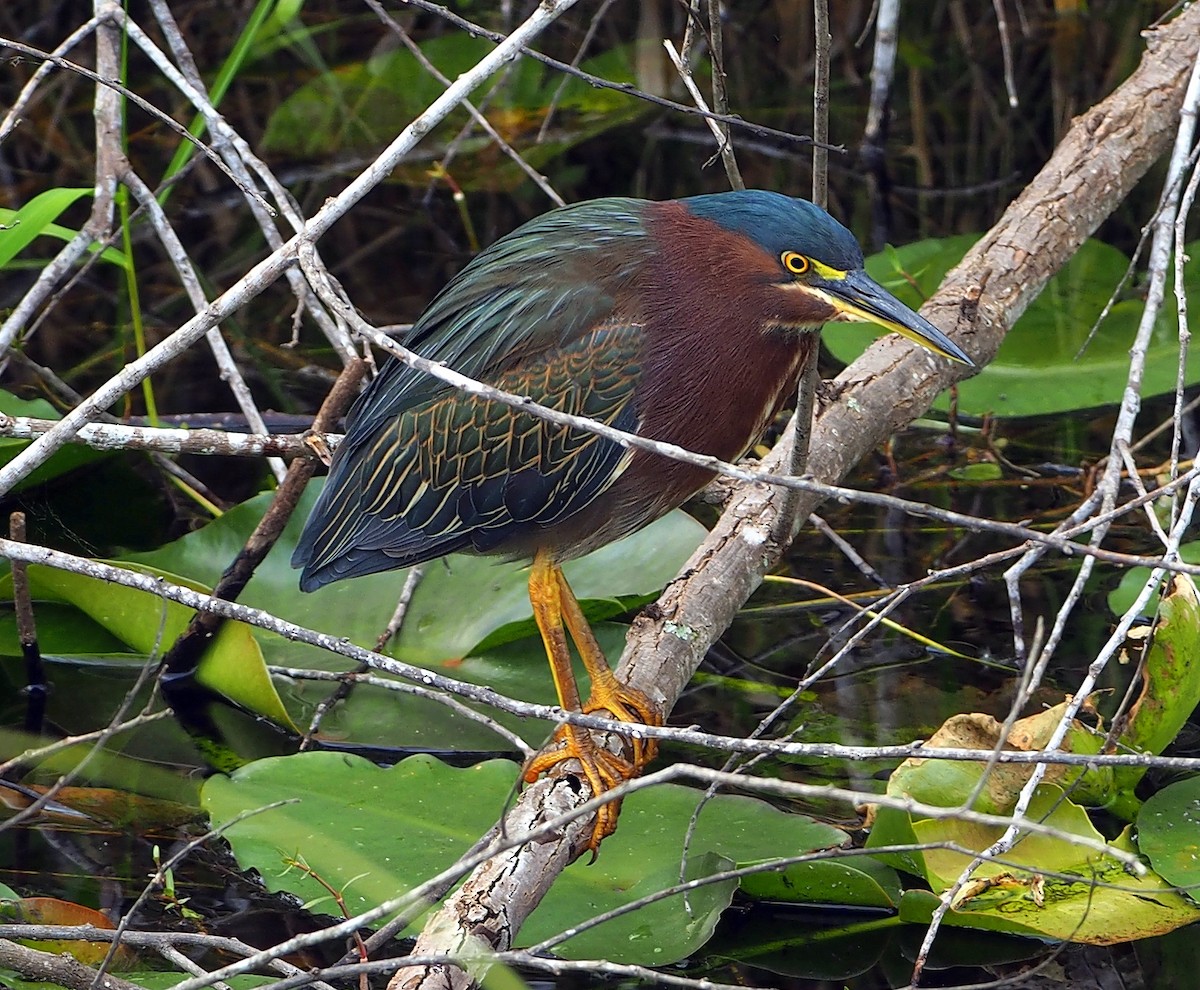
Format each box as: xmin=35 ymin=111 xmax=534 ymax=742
xmin=523 ymin=725 xmax=639 ymax=855
xmin=581 ymin=681 xmax=663 ymax=769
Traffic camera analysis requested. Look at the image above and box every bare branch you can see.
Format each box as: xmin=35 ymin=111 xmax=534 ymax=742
xmin=0 ymin=0 xmax=586 ymax=495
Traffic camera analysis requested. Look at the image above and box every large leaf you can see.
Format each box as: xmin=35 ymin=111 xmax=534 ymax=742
xmin=873 ymin=701 xmax=1111 ymax=817
xmin=1137 ymin=775 xmax=1200 ymax=901
xmin=0 ymin=602 xmax=127 ymax=657
xmin=737 ymin=851 xmax=902 ymax=909
xmin=254 ymin=621 xmax=633 ymax=753
xmin=1110 ymin=575 xmax=1200 ymax=799
xmin=868 ymin=711 xmax=1200 ymax=945
xmin=0 ymin=897 xmax=138 ymax=969
xmin=202 ymin=752 xmax=849 ymax=965
xmin=1107 ymin=542 xmax=1200 ymax=616
xmin=824 ymin=237 xmax=1200 ymax=417
xmin=127 ymin=484 xmax=706 ymax=665
xmin=1102 ymin=571 xmax=1200 ymax=816
xmin=894 ymin=795 xmax=1200 ymax=944
xmin=21 ymin=564 xmax=294 ymax=730
xmin=864 ymin=691 xmax=1200 ymax=942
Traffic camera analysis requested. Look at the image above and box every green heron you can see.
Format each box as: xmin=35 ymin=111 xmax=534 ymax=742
xmin=293 ymin=190 xmax=972 ymax=851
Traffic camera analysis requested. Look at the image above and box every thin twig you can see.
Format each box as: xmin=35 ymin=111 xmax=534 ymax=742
xmin=7 ymin=512 xmax=44 ymax=736
xmin=661 ymin=40 xmax=743 ymax=187
xmin=362 ymin=0 xmax=564 ymax=207
xmin=812 ymin=0 xmax=831 ymax=207
xmin=0 ymin=0 xmax=586 ymax=495
xmin=991 ymin=0 xmax=1020 ymax=109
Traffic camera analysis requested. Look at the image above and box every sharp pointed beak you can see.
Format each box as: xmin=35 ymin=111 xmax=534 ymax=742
xmin=821 ymin=269 xmax=974 ymax=367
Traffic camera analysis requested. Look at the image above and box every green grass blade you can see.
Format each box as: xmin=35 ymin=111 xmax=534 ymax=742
xmin=158 ymin=0 xmax=283 ymax=203
xmin=0 ymin=188 xmax=97 ymax=269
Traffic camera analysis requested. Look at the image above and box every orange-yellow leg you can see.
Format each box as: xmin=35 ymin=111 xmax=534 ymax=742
xmin=522 ymin=550 xmax=662 ymax=854
xmin=553 ymin=563 xmax=660 ymax=769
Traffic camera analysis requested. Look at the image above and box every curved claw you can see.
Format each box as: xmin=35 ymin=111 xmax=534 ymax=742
xmin=580 ymin=683 xmax=661 ymax=770
xmin=523 ymin=725 xmax=637 ymax=856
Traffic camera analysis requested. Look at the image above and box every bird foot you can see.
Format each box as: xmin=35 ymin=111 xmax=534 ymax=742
xmin=523 ymin=725 xmax=639 ymax=857
xmin=580 ymin=679 xmax=662 ymax=769
xmin=523 ymin=685 xmax=661 ymax=858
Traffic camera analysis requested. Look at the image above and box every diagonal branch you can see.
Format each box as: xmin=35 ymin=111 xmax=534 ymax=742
xmin=390 ymin=6 xmax=1200 ymax=988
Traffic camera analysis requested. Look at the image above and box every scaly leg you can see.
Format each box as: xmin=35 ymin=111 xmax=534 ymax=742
xmin=522 ymin=550 xmax=660 ymax=854
xmin=553 ymin=564 xmax=661 ymax=770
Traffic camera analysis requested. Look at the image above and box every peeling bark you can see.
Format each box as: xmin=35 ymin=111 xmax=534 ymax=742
xmin=388 ymin=7 xmax=1200 ymax=988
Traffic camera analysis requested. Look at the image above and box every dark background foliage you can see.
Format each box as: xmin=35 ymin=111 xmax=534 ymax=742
xmin=0 ymin=1 xmax=1175 ymax=426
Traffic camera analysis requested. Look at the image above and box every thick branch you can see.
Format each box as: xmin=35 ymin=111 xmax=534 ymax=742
xmin=626 ymin=0 xmax=1200 ymax=730
xmin=0 ymin=938 xmax=143 ymax=990
xmin=392 ymin=6 xmax=1200 ymax=988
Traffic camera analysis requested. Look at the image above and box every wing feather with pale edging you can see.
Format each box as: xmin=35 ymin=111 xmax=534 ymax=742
xmin=293 ymin=198 xmax=653 ymax=590
xmin=294 ymin=321 xmax=642 ymax=590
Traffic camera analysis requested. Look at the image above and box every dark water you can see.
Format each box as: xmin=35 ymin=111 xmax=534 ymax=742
xmin=3 ymin=400 xmax=1195 ymax=989
xmin=2 ymin=1 xmax=1196 ymax=985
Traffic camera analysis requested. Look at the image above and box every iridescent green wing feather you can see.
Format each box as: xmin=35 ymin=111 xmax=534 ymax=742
xmin=294 ymin=321 xmax=642 ymax=588
xmin=293 ymin=198 xmax=653 ymax=589
xmin=342 ymin=198 xmax=651 ymax=443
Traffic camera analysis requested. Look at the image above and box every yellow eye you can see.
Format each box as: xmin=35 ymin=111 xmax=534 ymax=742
xmin=782 ymin=251 xmax=810 ymax=275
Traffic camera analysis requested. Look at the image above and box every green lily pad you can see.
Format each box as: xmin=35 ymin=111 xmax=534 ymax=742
xmin=21 ymin=563 xmax=294 ymax=730
xmin=201 ymin=751 xmax=849 ymax=965
xmin=863 ymin=800 xmax=927 ymax=881
xmin=894 ymin=806 xmax=1200 ymax=944
xmin=127 ymin=483 xmax=706 ymax=665
xmin=0 ymin=602 xmax=128 ymax=657
xmin=0 ymin=897 xmax=138 ymax=969
xmin=1109 ymin=575 xmax=1200 ymax=801
xmin=871 ymin=761 xmax=1200 ymax=944
xmin=738 ymin=852 xmax=902 ymax=909
xmin=824 ymin=237 xmax=1200 ymax=418
xmin=267 ymin=622 xmax=637 ymax=752
xmin=1136 ymin=776 xmax=1200 ymax=901
xmin=1108 ymin=543 xmax=1200 ymax=616
xmin=0 ymin=720 xmax=204 ymax=806
xmin=864 ymin=692 xmax=1200 ymax=943
xmin=915 ymin=785 xmax=1108 ymax=889
xmin=871 ymin=702 xmax=1110 ymax=819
